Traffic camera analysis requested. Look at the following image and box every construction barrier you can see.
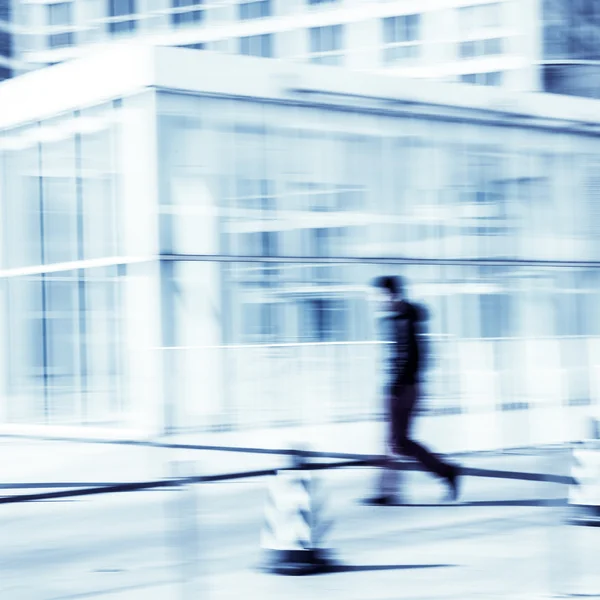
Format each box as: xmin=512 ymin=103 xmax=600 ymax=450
xmin=260 ymin=450 xmax=335 ymax=575
xmin=568 ymin=439 xmax=600 ymax=525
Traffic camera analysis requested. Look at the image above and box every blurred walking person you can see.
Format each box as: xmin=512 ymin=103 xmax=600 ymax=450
xmin=367 ymin=275 xmax=461 ymax=505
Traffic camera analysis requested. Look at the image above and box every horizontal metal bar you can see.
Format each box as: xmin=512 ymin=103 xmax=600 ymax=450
xmin=3 ymin=253 xmax=600 ymax=280
xmin=0 ymin=479 xmax=174 ymax=504
xmin=0 ymin=482 xmax=126 ymax=490
xmin=0 ymin=455 xmax=575 ymax=505
xmin=0 ymin=433 xmax=577 ymax=466
xmin=159 ymin=253 xmax=600 ymax=269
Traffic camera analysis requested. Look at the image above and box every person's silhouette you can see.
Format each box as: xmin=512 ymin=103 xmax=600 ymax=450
xmin=368 ymin=275 xmax=461 ymax=505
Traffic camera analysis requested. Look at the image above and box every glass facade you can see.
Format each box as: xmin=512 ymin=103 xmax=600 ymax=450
xmin=1 ymin=74 xmax=600 ymax=448
xmin=0 ymin=93 xmax=161 ymax=431
xmin=156 ymin=94 xmax=600 ymax=264
xmin=543 ymin=0 xmax=600 ymax=61
xmin=0 ymin=0 xmax=11 ymax=82
xmin=542 ymin=0 xmax=600 ymax=99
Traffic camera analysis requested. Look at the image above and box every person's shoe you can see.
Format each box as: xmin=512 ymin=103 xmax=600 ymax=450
xmin=363 ymin=495 xmax=397 ymax=506
xmin=446 ymin=467 xmax=461 ymax=502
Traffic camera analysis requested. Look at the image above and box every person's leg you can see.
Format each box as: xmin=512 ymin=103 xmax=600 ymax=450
xmin=370 ymin=397 xmax=401 ymax=504
xmin=394 ymin=385 xmax=460 ymax=496
xmin=400 ymin=437 xmax=455 ymax=479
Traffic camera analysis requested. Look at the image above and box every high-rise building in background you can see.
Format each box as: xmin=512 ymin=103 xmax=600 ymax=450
xmin=0 ymin=0 xmax=598 ymax=98
xmin=0 ymin=0 xmax=12 ymax=81
xmin=542 ymin=0 xmax=600 ymax=98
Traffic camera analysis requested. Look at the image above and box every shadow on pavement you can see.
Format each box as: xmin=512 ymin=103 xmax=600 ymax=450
xmin=462 ymin=499 xmax=564 ymax=507
xmin=327 ymin=563 xmax=455 ymax=573
xmin=367 ymin=499 xmax=564 ymax=507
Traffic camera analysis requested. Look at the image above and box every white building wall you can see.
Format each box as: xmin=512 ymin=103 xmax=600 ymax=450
xmin=345 ymin=17 xmax=379 ymax=71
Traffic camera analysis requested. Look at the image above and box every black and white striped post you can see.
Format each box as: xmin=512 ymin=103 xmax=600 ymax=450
xmin=548 ymin=437 xmax=600 ymax=598
xmin=568 ymin=439 xmax=600 ymax=524
xmin=260 ymin=447 xmax=335 ymax=575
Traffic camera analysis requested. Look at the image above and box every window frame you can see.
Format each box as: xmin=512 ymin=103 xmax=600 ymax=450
xmin=381 ymin=13 xmax=421 ymax=65
xmin=47 ymin=2 xmax=75 ymax=49
xmin=171 ymin=0 xmax=204 ymax=26
xmin=239 ymin=0 xmax=271 ymax=21
xmin=107 ymin=0 xmax=137 ymax=35
xmin=309 ymin=24 xmax=344 ymax=65
xmin=239 ymin=33 xmax=273 ymax=58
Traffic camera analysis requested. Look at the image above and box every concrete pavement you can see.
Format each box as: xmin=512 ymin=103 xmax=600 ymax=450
xmin=0 ymin=432 xmax=597 ymax=599
xmin=1 ymin=445 xmax=597 ymax=600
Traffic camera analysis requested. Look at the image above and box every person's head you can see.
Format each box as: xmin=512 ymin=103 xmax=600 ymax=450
xmin=371 ymin=275 xmax=405 ymax=311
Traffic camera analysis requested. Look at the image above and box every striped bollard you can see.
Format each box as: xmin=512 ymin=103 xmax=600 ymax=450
xmin=259 ymin=448 xmax=335 ymax=575
xmin=568 ymin=441 xmax=600 ymax=523
xmin=557 ymin=440 xmax=600 ymax=597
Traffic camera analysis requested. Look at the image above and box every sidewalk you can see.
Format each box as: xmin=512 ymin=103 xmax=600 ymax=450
xmin=0 ymin=434 xmax=588 ymax=600
xmin=72 ymin=515 xmax=596 ymax=600
xmin=76 ymin=512 xmax=599 ymax=600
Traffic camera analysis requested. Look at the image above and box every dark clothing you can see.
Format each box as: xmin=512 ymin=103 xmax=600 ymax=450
xmin=381 ymin=301 xmax=428 ymax=392
xmin=389 ymin=384 xmax=454 ymax=480
xmin=379 ymin=301 xmax=454 ymax=484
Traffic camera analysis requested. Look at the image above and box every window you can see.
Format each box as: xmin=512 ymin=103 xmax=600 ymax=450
xmin=460 ymin=40 xmax=475 ymax=58
xmin=107 ymin=0 xmax=136 ymax=34
xmin=383 ymin=14 xmax=420 ymax=44
xmin=459 ymin=146 xmax=507 ymax=239
xmin=0 ymin=0 xmax=11 ymax=62
xmin=42 ymin=176 xmax=78 ymax=264
xmin=239 ymin=34 xmax=273 ymax=58
xmin=239 ymin=0 xmax=270 ymax=20
xmin=0 ymin=31 xmax=11 ymax=60
xmin=48 ymin=2 xmax=74 ymax=48
xmin=483 ymin=37 xmax=502 ymax=55
xmin=484 ymin=71 xmax=502 ymax=86
xmin=480 ymin=293 xmax=513 ymax=339
xmin=302 ymin=298 xmax=346 ymax=342
xmin=459 ymin=37 xmax=503 ymax=58
xmin=382 ymin=14 xmax=421 ymax=63
xmin=309 ymin=24 xmax=343 ymax=65
xmin=235 ymin=178 xmax=278 ymax=257
xmin=242 ymin=301 xmax=279 ymax=343
xmin=171 ymin=0 xmax=204 ymax=26
xmin=460 ymin=71 xmax=503 ymax=86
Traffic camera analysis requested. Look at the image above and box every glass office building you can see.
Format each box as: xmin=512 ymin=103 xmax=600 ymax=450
xmin=1 ymin=43 xmax=599 ymax=449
